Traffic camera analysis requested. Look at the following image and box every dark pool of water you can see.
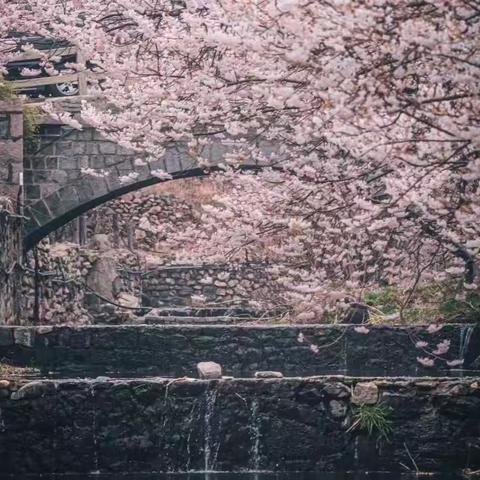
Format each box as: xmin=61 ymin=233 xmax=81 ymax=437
xmin=0 ymin=472 xmax=464 ymax=480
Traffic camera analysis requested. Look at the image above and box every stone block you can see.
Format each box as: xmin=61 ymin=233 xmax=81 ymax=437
xmin=0 ymin=328 xmax=14 ymax=346
xmin=352 ymin=382 xmax=379 ymax=405
xmin=14 ymin=328 xmax=36 ymax=347
xmin=11 ymin=381 xmax=55 ymax=400
xmin=329 ymin=399 xmax=348 ymax=418
xmin=254 ymin=371 xmax=284 ymax=379
xmin=97 ymin=142 xmax=117 ymax=155
xmin=197 ymin=361 xmax=222 ymax=379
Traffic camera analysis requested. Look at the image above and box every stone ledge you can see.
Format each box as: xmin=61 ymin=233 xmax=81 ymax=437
xmin=0 ymin=324 xmax=478 ymax=378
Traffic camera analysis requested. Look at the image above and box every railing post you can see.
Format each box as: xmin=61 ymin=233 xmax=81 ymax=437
xmin=76 ymin=50 xmax=88 ymax=96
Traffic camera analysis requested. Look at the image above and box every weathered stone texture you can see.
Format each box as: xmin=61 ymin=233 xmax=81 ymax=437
xmin=142 ymin=264 xmax=275 ymax=308
xmin=23 ymin=124 xmax=272 ymax=248
xmin=0 ymin=210 xmax=22 ymax=325
xmin=0 ymin=100 xmax=23 ymax=203
xmin=0 ymin=377 xmax=478 ymax=474
xmin=0 ymin=324 xmax=478 ymax=378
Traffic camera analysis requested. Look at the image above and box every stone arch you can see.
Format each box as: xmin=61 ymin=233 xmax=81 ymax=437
xmin=24 ymin=165 xmax=263 ymax=250
xmin=23 ymin=125 xmax=272 ymax=249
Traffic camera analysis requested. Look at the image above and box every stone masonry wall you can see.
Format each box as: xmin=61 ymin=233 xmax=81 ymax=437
xmin=142 ymin=264 xmax=276 ymax=308
xmin=0 ymin=324 xmax=478 ymax=378
xmin=0 ymin=99 xmax=23 ymax=204
xmin=0 ymin=211 xmax=23 ymax=325
xmin=24 ymin=125 xmax=137 ymax=211
xmin=0 ymin=376 xmax=479 ymax=474
xmin=53 ymin=191 xmax=195 ymax=253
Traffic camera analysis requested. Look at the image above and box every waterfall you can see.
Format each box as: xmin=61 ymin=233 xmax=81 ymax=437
xmin=185 ymin=402 xmax=199 ymax=472
xmin=249 ymin=399 xmax=261 ymax=471
xmin=460 ymin=325 xmax=475 ymax=362
xmin=0 ymin=408 xmax=5 ymax=433
xmin=90 ymin=383 xmax=100 ymax=474
xmin=204 ymin=385 xmax=219 ymax=472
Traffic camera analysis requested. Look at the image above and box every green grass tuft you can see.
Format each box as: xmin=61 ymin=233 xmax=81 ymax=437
xmin=351 ymin=403 xmax=393 ymax=442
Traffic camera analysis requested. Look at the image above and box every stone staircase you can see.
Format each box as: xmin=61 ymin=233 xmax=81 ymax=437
xmin=0 ymin=322 xmax=479 ymax=476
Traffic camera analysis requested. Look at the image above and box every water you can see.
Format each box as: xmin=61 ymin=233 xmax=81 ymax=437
xmin=204 ymin=386 xmax=220 ymax=471
xmin=0 ymin=473 xmax=463 ymax=480
xmin=249 ymin=400 xmax=261 ymax=471
xmin=460 ymin=324 xmax=475 ymax=360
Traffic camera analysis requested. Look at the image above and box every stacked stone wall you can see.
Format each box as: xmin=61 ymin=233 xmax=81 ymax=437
xmin=51 ymin=191 xmax=195 ymax=253
xmin=0 ymin=376 xmax=479 ymax=474
xmin=0 ymin=211 xmax=22 ymax=324
xmin=142 ymin=263 xmax=277 ymax=308
xmin=1 ymin=324 xmax=478 ymax=378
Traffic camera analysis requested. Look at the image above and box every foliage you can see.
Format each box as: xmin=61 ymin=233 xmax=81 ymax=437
xmin=2 ymin=1 xmax=479 ymax=319
xmin=351 ymin=403 xmax=393 ymax=442
xmin=0 ymin=362 xmax=38 ymax=377
xmin=0 ymin=77 xmax=15 ymax=101
xmin=365 ymin=283 xmax=480 ymax=324
xmin=23 ymin=106 xmax=41 ymax=153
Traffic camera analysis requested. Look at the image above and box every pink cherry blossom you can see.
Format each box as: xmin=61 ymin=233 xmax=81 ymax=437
xmin=354 ymin=326 xmax=370 ymax=335
xmin=433 ymin=340 xmax=450 ymax=356
xmin=446 ymin=359 xmax=464 ymax=368
xmin=417 ymin=357 xmax=435 ymax=368
xmin=2 ymin=1 xmax=479 ymax=319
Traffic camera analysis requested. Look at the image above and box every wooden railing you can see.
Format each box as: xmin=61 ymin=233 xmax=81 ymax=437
xmin=9 ymin=47 xmax=89 ymax=95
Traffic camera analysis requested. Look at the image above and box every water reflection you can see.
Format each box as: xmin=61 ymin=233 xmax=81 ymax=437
xmin=0 ymin=472 xmax=462 ymax=480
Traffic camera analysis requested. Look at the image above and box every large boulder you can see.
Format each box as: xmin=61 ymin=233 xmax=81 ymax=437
xmin=86 ymin=256 xmax=118 ymax=303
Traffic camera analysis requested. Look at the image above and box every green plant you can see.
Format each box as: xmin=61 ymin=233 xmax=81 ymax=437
xmin=0 ymin=78 xmax=16 ymax=100
xmin=23 ymin=105 xmax=41 ymax=153
xmin=349 ymin=403 xmax=393 ymax=442
xmin=364 ymin=287 xmax=400 ymax=316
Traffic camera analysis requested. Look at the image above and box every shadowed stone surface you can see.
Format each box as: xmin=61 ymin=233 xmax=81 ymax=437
xmin=0 ymin=377 xmax=478 ymax=474
xmin=0 ymin=324 xmax=478 ymax=378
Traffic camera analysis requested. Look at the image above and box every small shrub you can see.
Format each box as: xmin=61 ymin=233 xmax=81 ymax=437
xmin=0 ymin=78 xmax=16 ymax=100
xmin=23 ymin=105 xmax=41 ymax=153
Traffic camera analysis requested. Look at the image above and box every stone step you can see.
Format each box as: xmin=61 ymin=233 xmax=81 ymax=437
xmin=0 ymin=324 xmax=479 ymax=379
xmin=0 ymin=375 xmax=479 ymax=474
xmin=143 ymin=315 xmax=266 ymax=325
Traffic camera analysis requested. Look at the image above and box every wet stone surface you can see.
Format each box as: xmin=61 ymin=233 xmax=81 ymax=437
xmin=0 ymin=377 xmax=479 ymax=474
xmin=0 ymin=324 xmax=478 ymax=378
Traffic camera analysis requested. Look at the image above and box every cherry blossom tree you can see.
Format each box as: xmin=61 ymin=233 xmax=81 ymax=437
xmin=1 ymin=0 xmax=479 ymax=330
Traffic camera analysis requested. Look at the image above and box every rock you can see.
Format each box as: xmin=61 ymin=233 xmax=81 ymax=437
xmin=0 ymin=380 xmax=10 ymax=389
xmin=0 ymin=328 xmax=14 ymax=346
xmin=197 ymin=361 xmax=222 ymax=380
xmin=352 ymin=382 xmax=379 ymax=405
xmin=14 ymin=328 xmax=35 ymax=347
xmin=341 ymin=303 xmax=369 ymax=324
xmin=117 ymin=292 xmax=140 ymax=308
xmin=254 ymin=371 xmax=284 ymax=379
xmin=329 ymin=399 xmax=348 ymax=418
xmin=88 ymin=234 xmax=111 ymax=251
xmin=11 ymin=381 xmax=55 ymax=400
xmin=86 ymin=256 xmax=118 ymax=303
xmin=324 ymin=382 xmax=351 ymax=399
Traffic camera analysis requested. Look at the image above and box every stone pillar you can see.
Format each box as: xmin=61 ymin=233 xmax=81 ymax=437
xmin=0 ymin=100 xmax=23 ymax=209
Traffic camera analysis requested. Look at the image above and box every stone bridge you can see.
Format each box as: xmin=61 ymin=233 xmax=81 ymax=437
xmin=23 ymin=117 xmax=276 ymax=249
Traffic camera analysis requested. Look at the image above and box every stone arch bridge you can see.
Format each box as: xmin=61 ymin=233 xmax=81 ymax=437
xmin=23 ymin=120 xmax=277 ymax=250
